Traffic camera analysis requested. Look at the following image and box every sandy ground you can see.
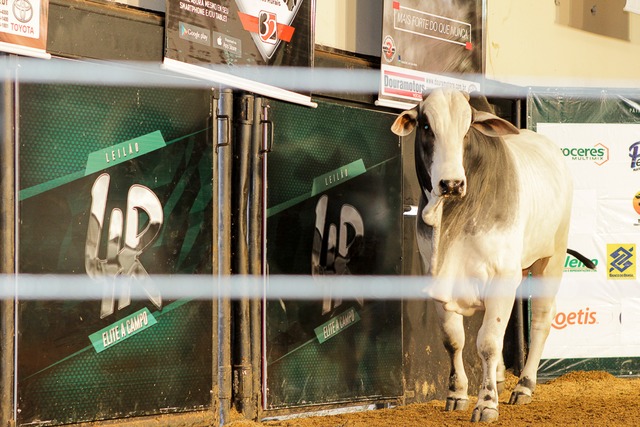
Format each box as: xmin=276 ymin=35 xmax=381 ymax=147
xmin=228 ymin=371 xmax=640 ymax=426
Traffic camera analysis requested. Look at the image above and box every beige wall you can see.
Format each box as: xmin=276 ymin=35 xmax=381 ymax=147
xmin=315 ymin=0 xmax=640 ymax=88
xmin=486 ymin=0 xmax=640 ymax=87
xmin=315 ymin=0 xmax=382 ymax=57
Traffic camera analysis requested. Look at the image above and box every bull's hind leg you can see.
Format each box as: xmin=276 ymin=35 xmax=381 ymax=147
xmin=436 ymin=303 xmax=469 ymax=411
xmin=509 ymin=257 xmax=561 ymax=405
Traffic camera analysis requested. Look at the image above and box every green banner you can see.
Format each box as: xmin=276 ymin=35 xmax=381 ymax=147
xmin=265 ymin=98 xmax=403 ymax=408
xmin=89 ymin=308 xmax=158 ymax=353
xmin=17 ymin=82 xmax=213 ymax=425
xmin=314 ymin=307 xmax=360 ymax=344
xmin=311 ymin=159 xmax=366 ymax=197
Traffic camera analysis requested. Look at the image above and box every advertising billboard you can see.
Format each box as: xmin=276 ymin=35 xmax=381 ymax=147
xmin=164 ymin=0 xmax=315 ymax=106
xmin=378 ymin=0 xmax=484 ymax=109
xmin=264 ymin=99 xmax=403 ymax=408
xmin=0 ymin=0 xmax=49 ymax=58
xmin=17 ymin=82 xmax=214 ymax=424
xmin=530 ymin=89 xmax=640 ymax=377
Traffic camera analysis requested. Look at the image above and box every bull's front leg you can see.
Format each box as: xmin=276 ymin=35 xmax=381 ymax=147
xmin=471 ymin=289 xmax=516 ymax=423
xmin=436 ymin=304 xmax=469 ymax=411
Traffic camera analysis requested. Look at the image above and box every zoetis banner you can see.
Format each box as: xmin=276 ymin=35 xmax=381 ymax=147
xmin=164 ymin=0 xmax=315 ymax=106
xmin=529 ymin=90 xmax=640 ymax=378
xmin=378 ymin=0 xmax=484 ymax=109
xmin=0 ymin=0 xmax=50 ymax=58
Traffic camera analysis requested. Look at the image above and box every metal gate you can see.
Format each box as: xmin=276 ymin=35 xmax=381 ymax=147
xmin=11 ymin=59 xmax=217 ymax=426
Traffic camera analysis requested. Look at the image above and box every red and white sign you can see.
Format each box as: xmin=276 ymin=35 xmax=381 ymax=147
xmin=164 ymin=0 xmax=314 ymax=106
xmin=380 ymin=64 xmax=479 ymax=105
xmin=235 ymin=0 xmax=302 ymax=61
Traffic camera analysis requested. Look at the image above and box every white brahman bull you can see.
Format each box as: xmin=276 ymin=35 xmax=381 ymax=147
xmin=392 ymin=88 xmax=591 ymax=422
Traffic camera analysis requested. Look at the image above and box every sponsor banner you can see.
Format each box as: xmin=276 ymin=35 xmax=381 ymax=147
xmin=265 ymin=99 xmax=403 ymax=408
xmin=164 ymin=0 xmax=314 ymax=106
xmin=537 ymin=123 xmax=640 ymax=234
xmin=17 ymin=82 xmax=213 ymax=424
xmin=543 ymin=281 xmax=640 ymax=359
xmin=0 ymin=0 xmax=50 ymax=58
xmin=113 ymin=0 xmax=165 ymax=12
xmin=533 ymin=93 xmax=640 ymax=371
xmin=380 ymin=64 xmax=480 ymax=107
xmin=564 ymin=249 xmax=599 ymax=274
xmin=377 ymin=0 xmax=483 ymax=109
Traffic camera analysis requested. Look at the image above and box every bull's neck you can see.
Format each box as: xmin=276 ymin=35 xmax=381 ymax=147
xmin=414 ymin=138 xmax=432 ymax=194
xmin=418 ymin=193 xmax=443 ymax=275
xmin=442 ymin=129 xmax=519 ymax=239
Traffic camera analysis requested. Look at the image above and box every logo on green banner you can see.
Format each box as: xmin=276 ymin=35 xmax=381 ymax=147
xmin=311 ymin=159 xmax=366 ymax=196
xmin=89 ymin=308 xmax=158 ymax=353
xmin=85 ymin=130 xmax=167 ymax=176
xmin=314 ymin=307 xmax=360 ymax=344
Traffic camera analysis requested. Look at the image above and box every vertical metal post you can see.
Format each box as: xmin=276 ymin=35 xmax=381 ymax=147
xmin=210 ymin=88 xmax=220 ymax=425
xmin=255 ymin=98 xmax=273 ymax=407
xmin=513 ymin=98 xmax=526 ymax=376
xmin=234 ymin=94 xmax=253 ymax=273
xmin=217 ymin=88 xmax=233 ymax=425
xmin=250 ymin=97 xmax=269 ymax=417
xmin=249 ymin=97 xmax=267 ymax=276
xmin=232 ymin=93 xmax=256 ymax=419
xmin=514 ymin=98 xmax=522 ymax=129
xmin=0 ymin=54 xmax=16 ymax=427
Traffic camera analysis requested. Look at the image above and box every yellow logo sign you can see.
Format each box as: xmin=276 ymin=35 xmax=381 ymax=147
xmin=607 ymin=244 xmax=636 ymax=280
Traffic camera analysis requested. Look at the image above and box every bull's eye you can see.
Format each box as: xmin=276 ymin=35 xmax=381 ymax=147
xmin=424 ymin=124 xmax=429 ymax=131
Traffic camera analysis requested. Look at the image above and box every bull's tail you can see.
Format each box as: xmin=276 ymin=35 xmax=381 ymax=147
xmin=566 ymin=248 xmax=596 ymax=270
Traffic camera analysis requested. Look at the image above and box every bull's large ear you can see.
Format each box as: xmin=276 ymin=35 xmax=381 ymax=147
xmin=391 ymin=108 xmax=419 ymax=136
xmin=471 ymin=110 xmax=520 ymax=137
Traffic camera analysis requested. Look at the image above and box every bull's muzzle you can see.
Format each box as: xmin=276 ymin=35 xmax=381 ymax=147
xmin=438 ymin=179 xmax=465 ymax=197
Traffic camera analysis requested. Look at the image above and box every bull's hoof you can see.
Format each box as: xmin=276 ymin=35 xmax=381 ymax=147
xmin=471 ymin=407 xmax=499 ymax=423
xmin=496 ymin=380 xmax=505 ymax=394
xmin=445 ymin=397 xmax=469 ymax=411
xmin=508 ymin=391 xmax=532 ymax=405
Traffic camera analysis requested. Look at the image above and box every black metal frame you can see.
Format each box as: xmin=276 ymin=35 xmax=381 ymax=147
xmin=0 ymin=54 xmax=16 ymax=427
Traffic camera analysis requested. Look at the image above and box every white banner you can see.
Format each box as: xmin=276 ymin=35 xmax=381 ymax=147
xmin=538 ymin=123 xmax=640 ymax=359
